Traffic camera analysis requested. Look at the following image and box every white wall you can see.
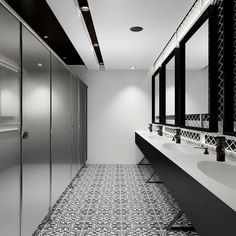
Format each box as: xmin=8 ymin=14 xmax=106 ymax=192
xmin=74 ymin=69 xmax=151 ymax=164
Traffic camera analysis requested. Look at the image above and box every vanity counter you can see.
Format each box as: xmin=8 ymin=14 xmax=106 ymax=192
xmin=136 ymin=130 xmax=236 ymax=211
xmin=136 ymin=131 xmax=236 ymax=235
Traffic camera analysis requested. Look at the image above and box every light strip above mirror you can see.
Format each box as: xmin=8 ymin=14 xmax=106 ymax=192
xmin=149 ymin=0 xmax=216 ymax=77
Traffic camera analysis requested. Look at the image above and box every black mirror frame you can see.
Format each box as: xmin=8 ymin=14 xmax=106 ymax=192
xmin=161 ymin=48 xmax=181 ymax=127
xmin=152 ymin=67 xmax=165 ymax=124
xmin=179 ymin=5 xmax=218 ymax=132
xmin=223 ymin=0 xmax=236 ymax=136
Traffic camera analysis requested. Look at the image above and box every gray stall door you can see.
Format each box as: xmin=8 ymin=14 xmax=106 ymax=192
xmin=0 ymin=5 xmax=21 ymax=236
xmin=51 ymin=54 xmax=72 ymax=205
xmin=71 ymin=75 xmax=79 ymax=178
xmin=21 ymin=26 xmax=51 ymax=236
xmin=79 ymin=82 xmax=87 ymax=167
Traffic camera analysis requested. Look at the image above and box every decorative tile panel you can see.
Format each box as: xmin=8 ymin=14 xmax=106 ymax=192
xmin=181 ymin=130 xmax=201 ymax=143
xmin=185 ymin=114 xmax=209 ymax=129
xmin=205 ymin=135 xmax=217 ymax=146
xmin=164 ymin=127 xmax=176 ymax=135
xmin=216 ymin=0 xmax=224 ymax=122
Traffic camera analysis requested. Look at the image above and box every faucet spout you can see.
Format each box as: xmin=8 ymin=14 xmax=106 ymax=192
xmin=216 ymin=136 xmax=225 ymax=162
xmin=174 ymin=128 xmax=181 ymax=144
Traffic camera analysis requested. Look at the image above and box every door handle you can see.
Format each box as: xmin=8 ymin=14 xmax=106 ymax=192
xmin=22 ymin=131 xmax=29 ymax=139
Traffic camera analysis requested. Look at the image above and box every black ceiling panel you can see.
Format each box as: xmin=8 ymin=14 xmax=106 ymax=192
xmin=5 ymin=0 xmax=84 ymax=65
xmin=78 ymin=0 xmax=104 ymax=65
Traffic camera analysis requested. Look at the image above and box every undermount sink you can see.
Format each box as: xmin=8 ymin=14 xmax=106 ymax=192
xmin=162 ymin=142 xmax=203 ymax=155
xmin=198 ymin=161 xmax=236 ymax=190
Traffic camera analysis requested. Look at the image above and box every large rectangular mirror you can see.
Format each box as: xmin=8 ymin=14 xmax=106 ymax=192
xmin=152 ymin=68 xmax=161 ymax=123
xmin=164 ymin=53 xmax=175 ymax=125
xmin=180 ymin=6 xmax=217 ymax=131
xmin=162 ymin=48 xmax=180 ymax=126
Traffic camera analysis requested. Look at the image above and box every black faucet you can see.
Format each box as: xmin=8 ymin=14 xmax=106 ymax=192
xmin=173 ymin=128 xmax=181 ymax=144
xmin=216 ymin=136 xmax=225 ymax=162
xmin=156 ymin=125 xmax=163 ymax=136
xmin=148 ymin=123 xmax=152 ymax=132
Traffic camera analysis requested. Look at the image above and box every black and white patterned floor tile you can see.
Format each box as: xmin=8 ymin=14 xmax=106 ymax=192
xmin=38 ymin=165 xmax=198 ymax=236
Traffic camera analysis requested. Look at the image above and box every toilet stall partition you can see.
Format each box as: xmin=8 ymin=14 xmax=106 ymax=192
xmin=0 ymin=2 xmax=87 ymax=236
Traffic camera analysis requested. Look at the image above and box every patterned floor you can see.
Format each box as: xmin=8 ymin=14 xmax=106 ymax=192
xmin=38 ymin=165 xmax=198 ymax=236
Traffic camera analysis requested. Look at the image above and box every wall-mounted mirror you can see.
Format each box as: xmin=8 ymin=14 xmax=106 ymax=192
xmin=180 ymin=6 xmax=217 ymax=131
xmin=152 ymin=68 xmax=161 ymax=123
xmin=185 ymin=19 xmax=209 ymax=128
xmin=164 ymin=52 xmax=175 ymax=125
xmin=161 ymin=48 xmax=180 ymax=126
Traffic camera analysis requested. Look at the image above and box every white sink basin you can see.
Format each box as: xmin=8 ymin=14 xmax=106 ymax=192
xmin=162 ymin=143 xmax=203 ymax=156
xmin=197 ymin=161 xmax=236 ymax=190
xmin=148 ymin=135 xmax=162 ymax=140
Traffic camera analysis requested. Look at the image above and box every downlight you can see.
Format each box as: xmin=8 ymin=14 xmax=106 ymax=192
xmin=130 ymin=26 xmax=143 ymax=32
xmin=81 ymin=6 xmax=89 ymax=12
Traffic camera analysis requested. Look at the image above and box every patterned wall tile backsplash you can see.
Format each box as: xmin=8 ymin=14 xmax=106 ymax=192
xmin=205 ymin=134 xmax=236 ymax=154
xmin=216 ymin=0 xmax=224 ymax=122
xmin=181 ymin=130 xmax=201 ymax=143
xmin=153 ymin=123 xmax=236 ymax=159
xmin=185 ymin=113 xmax=209 ymax=129
xmin=163 ymin=126 xmax=175 ymax=135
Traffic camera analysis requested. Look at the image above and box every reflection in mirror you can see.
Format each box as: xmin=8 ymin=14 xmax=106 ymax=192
xmin=165 ymin=55 xmax=175 ymax=125
xmin=0 ymin=10 xmax=20 ymax=132
xmin=0 ymin=4 xmax=20 ymax=236
xmin=185 ymin=19 xmax=209 ymax=129
xmin=154 ymin=71 xmax=160 ymax=123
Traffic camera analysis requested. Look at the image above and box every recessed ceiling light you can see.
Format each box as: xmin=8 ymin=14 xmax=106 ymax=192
xmin=43 ymin=35 xmax=48 ymax=39
xmin=130 ymin=26 xmax=143 ymax=32
xmin=130 ymin=66 xmax=136 ymax=69
xmin=37 ymin=63 xmax=43 ymax=67
xmin=81 ymin=6 xmax=89 ymax=12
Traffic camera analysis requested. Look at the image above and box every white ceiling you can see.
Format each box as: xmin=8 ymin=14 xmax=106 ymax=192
xmin=47 ymin=0 xmax=195 ymax=70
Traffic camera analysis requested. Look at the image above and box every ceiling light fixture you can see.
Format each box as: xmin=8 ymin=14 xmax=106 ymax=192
xmin=37 ymin=63 xmax=43 ymax=67
xmin=81 ymin=6 xmax=89 ymax=12
xmin=43 ymin=35 xmax=48 ymax=39
xmin=130 ymin=66 xmax=136 ymax=69
xmin=130 ymin=26 xmax=143 ymax=32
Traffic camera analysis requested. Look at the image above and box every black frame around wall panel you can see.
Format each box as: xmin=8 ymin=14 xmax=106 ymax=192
xmin=223 ymin=0 xmax=236 ymax=136
xmin=179 ymin=5 xmax=218 ymax=132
